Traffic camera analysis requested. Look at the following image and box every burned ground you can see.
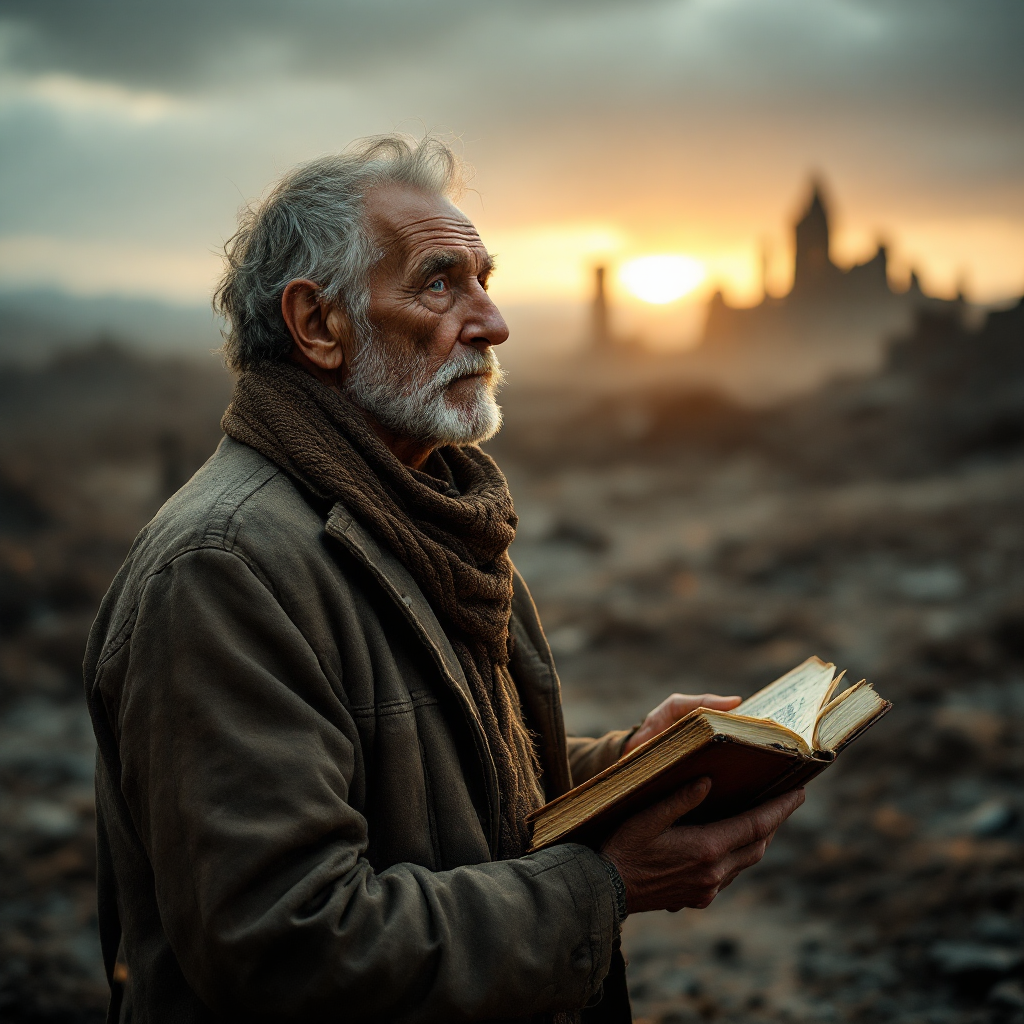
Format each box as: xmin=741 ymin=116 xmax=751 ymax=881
xmin=0 ymin=305 xmax=1021 ymax=1022
xmin=500 ymin=302 xmax=1024 ymax=1022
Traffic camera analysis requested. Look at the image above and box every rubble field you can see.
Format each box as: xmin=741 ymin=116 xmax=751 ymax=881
xmin=0 ymin=303 xmax=1021 ymax=1022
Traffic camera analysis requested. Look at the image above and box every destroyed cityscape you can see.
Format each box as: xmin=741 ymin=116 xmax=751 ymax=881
xmin=0 ymin=178 xmax=1021 ymax=1022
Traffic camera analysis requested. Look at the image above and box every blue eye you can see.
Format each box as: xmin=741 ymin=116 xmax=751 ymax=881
xmin=428 ymin=279 xmax=446 ymax=293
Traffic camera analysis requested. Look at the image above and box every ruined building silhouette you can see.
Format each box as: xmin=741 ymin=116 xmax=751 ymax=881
xmin=589 ymin=265 xmax=646 ymax=352
xmin=701 ymin=180 xmax=960 ymax=371
xmin=591 ymin=266 xmax=612 ymax=350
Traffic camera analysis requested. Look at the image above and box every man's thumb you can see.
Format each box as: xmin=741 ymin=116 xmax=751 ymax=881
xmin=633 ymin=777 xmax=711 ymax=837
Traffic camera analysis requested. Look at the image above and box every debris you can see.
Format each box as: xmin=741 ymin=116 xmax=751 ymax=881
xmin=930 ymin=942 xmax=1022 ymax=976
xmin=963 ymin=800 xmax=1016 ymax=837
xmin=989 ymin=980 xmax=1024 ymax=1009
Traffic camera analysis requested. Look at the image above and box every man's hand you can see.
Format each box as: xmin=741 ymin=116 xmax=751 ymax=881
xmin=601 ymin=778 xmax=805 ymax=914
xmin=623 ymin=693 xmax=742 ymax=756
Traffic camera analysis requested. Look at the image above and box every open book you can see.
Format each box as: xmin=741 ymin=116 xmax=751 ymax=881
xmin=528 ymin=656 xmax=890 ymax=852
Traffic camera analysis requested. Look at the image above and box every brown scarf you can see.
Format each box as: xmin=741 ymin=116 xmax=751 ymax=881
xmin=221 ymin=362 xmax=543 ymax=858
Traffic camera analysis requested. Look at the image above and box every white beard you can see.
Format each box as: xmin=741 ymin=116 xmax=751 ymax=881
xmin=343 ymin=338 xmax=505 ymax=447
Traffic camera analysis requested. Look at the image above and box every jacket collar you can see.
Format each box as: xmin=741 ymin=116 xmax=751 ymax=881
xmin=324 ymin=501 xmax=471 ymax=703
xmin=324 ymin=500 xmax=501 ymax=851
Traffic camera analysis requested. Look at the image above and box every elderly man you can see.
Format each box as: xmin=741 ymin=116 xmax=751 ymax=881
xmin=84 ymin=135 xmax=803 ymax=1023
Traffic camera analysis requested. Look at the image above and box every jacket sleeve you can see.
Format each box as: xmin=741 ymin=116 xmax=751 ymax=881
xmin=565 ymin=732 xmax=633 ymax=787
xmin=109 ymin=546 xmax=617 ymax=1022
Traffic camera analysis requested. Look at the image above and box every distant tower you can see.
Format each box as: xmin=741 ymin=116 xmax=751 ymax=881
xmin=591 ymin=265 xmax=612 ymax=350
xmin=793 ymin=181 xmax=833 ymax=292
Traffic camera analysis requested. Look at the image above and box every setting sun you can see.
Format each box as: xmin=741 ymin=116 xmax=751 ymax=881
xmin=618 ymin=254 xmax=706 ymax=304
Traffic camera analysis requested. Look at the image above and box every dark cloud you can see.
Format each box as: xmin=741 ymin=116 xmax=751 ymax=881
xmin=0 ymin=0 xmax=655 ymax=88
xmin=1 ymin=0 xmax=1021 ymax=122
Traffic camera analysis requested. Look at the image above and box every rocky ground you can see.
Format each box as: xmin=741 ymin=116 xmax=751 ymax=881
xmin=0 ymin=303 xmax=1021 ymax=1022
xmin=495 ymin=302 xmax=1024 ymax=1023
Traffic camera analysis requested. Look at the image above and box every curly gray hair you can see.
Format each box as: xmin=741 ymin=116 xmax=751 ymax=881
xmin=213 ymin=134 xmax=465 ymax=371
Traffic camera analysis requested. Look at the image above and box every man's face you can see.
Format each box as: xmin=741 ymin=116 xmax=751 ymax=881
xmin=343 ymin=184 xmax=510 ymax=448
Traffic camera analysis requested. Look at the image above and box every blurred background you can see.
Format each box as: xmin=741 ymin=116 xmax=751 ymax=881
xmin=0 ymin=2 xmax=1022 ymax=1021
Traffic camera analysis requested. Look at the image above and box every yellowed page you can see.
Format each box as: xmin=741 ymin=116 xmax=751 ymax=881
xmin=813 ymin=680 xmax=884 ymax=751
xmin=736 ymin=656 xmax=837 ymax=745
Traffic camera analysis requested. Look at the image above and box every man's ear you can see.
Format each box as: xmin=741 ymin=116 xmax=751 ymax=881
xmin=281 ymin=279 xmax=354 ymax=373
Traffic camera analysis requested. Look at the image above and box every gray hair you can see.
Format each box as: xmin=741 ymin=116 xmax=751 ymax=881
xmin=213 ymin=133 xmax=465 ymax=371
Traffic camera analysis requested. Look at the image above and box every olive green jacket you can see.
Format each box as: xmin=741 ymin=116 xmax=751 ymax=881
xmin=84 ymin=436 xmax=630 ymax=1023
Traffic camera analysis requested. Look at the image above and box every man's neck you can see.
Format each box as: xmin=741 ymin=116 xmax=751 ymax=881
xmin=363 ymin=417 xmax=434 ymax=471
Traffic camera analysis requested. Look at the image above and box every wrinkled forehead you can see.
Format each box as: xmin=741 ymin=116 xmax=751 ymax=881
xmin=363 ymin=184 xmax=487 ymax=272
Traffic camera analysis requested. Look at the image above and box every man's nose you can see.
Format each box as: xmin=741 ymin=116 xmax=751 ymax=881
xmin=461 ymin=288 xmax=509 ymax=349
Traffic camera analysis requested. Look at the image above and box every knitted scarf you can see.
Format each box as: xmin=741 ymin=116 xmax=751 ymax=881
xmin=221 ymin=361 xmax=543 ymax=858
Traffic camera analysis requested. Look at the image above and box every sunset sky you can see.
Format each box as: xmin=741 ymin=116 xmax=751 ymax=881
xmin=0 ymin=0 xmax=1021 ymax=344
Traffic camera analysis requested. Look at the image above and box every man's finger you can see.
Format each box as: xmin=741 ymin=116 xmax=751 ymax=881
xmin=704 ymin=836 xmax=773 ymax=896
xmin=627 ymin=694 xmax=746 ymax=753
xmin=662 ymin=693 xmax=741 ymax=715
xmin=718 ymin=836 xmax=770 ymax=878
xmin=693 ymin=694 xmax=742 ymax=710
xmin=697 ymin=788 xmax=805 ymax=852
xmin=620 ymin=777 xmax=712 ymax=840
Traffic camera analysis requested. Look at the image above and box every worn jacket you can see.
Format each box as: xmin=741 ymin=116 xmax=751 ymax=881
xmin=84 ymin=436 xmax=631 ymax=1023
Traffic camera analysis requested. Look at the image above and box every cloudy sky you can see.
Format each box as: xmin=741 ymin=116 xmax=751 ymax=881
xmin=0 ymin=0 xmax=1021 ymax=336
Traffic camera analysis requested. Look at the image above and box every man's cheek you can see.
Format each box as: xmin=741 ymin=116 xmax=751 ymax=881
xmin=405 ymin=305 xmax=447 ymax=343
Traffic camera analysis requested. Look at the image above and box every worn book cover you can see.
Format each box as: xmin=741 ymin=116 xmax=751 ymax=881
xmin=528 ymin=657 xmax=891 ymax=852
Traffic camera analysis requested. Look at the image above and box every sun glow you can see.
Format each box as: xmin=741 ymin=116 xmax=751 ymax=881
xmin=619 ymin=254 xmax=706 ymax=304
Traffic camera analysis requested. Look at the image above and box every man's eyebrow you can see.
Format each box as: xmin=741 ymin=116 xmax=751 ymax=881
xmin=416 ymin=249 xmax=496 ymax=280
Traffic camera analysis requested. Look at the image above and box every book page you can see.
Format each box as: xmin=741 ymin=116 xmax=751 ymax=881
xmin=735 ymin=657 xmax=837 ymax=745
xmin=814 ymin=681 xmax=887 ymax=752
